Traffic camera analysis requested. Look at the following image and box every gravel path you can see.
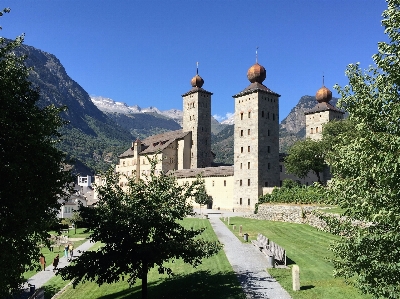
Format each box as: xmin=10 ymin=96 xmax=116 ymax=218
xmin=209 ymin=217 xmax=292 ymax=299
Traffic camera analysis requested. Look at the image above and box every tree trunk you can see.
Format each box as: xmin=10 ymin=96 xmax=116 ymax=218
xmin=142 ymin=262 xmax=148 ymax=299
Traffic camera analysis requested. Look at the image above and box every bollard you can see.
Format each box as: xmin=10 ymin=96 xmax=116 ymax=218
xmin=232 ymin=225 xmax=236 ymax=230
xmin=239 ymin=225 xmax=243 ymax=236
xmin=243 ymin=233 xmax=249 ymax=242
xmin=228 ymin=217 xmax=230 ymax=225
xmin=292 ymin=265 xmax=300 ymax=291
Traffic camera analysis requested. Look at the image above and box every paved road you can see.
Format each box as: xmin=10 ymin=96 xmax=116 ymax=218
xmin=209 ymin=216 xmax=292 ymax=299
xmin=24 ymin=239 xmax=94 ymax=290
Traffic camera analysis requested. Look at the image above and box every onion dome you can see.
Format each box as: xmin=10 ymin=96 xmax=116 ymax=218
xmin=247 ymin=63 xmax=266 ymax=83
xmin=315 ymin=85 xmax=332 ymax=103
xmin=191 ymin=74 xmax=204 ymax=88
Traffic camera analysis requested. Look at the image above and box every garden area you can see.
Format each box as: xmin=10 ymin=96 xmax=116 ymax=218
xmin=41 ymin=219 xmax=245 ymax=299
xmin=224 ymin=217 xmax=371 ymax=299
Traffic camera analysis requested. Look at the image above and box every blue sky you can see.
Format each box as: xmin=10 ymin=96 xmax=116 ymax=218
xmin=0 ymin=0 xmax=388 ymax=122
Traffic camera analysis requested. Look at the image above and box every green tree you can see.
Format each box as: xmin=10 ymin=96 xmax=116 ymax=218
xmin=0 ymin=11 xmax=72 ymax=296
xmin=70 ymin=210 xmax=83 ymax=235
xmin=194 ymin=183 xmax=210 ymax=214
xmin=59 ymin=158 xmax=222 ymax=299
xmin=320 ymin=1 xmax=400 ymax=297
xmin=284 ymin=138 xmax=325 ymax=184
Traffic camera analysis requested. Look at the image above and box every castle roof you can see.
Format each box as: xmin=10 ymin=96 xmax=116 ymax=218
xmin=119 ymin=130 xmax=191 ymax=158
xmin=233 ymin=82 xmax=280 ymax=98
xmin=304 ymin=101 xmax=345 ymax=115
xmin=167 ymin=165 xmax=234 ymax=178
xmin=181 ymin=86 xmax=213 ymax=97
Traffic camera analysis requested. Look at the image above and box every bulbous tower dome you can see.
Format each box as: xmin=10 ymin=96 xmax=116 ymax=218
xmin=315 ymin=85 xmax=332 ymax=103
xmin=247 ymin=63 xmax=266 ymax=84
xmin=191 ymin=74 xmax=204 ymax=88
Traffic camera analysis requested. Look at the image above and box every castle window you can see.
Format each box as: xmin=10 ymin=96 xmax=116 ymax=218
xmin=262 ymin=111 xmax=264 ymax=117
xmin=240 ymin=163 xmax=242 ymax=169
xmin=143 ymin=159 xmax=146 ymax=164
xmin=248 ymin=129 xmax=250 ymax=135
xmin=280 ymin=180 xmax=283 ymax=187
xmin=240 ymin=198 xmax=242 ymax=205
xmin=190 ymin=116 xmax=192 ymax=121
xmin=268 ymin=163 xmax=270 ymax=169
xmin=248 ymin=198 xmax=250 ymax=206
xmin=123 ymin=161 xmax=126 ymax=166
xmin=248 ymin=146 xmax=250 ymax=152
xmin=268 ymin=130 xmax=270 ymax=136
xmin=265 ymin=182 xmax=268 ymax=187
xmin=267 ymin=112 xmax=270 ymax=119
xmin=248 ymin=179 xmax=250 ymax=186
xmin=248 ymin=162 xmax=250 ymax=169
xmin=212 ymin=181 xmax=215 ymax=186
xmin=316 ymin=127 xmax=319 ymax=133
xmin=273 ymin=114 xmax=275 ymax=121
xmin=241 ymin=147 xmax=243 ymax=153
xmin=240 ymin=113 xmax=243 ymax=120
xmin=224 ymin=180 xmax=226 ymax=187
xmin=240 ymin=130 xmax=243 ymax=136
xmin=248 ymin=111 xmax=251 ymax=118
xmin=280 ymin=165 xmax=283 ymax=172
xmin=268 ymin=146 xmax=270 ymax=153
xmin=240 ymin=180 xmax=242 ymax=186
xmin=311 ymin=128 xmax=314 ymax=134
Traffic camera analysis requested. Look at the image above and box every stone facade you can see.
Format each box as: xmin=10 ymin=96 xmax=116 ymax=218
xmin=305 ymin=109 xmax=344 ymax=140
xmin=182 ymin=87 xmax=212 ymax=168
xmin=232 ymin=73 xmax=280 ymax=211
xmin=247 ymin=204 xmax=328 ymax=230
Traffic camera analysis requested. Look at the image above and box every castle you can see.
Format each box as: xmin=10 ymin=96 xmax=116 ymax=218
xmin=115 ymin=61 xmax=344 ymax=211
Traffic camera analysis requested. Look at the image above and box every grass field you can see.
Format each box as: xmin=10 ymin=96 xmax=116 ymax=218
xmin=42 ymin=219 xmax=245 ymax=299
xmin=24 ymin=228 xmax=91 ymax=280
xmin=224 ymin=217 xmax=371 ymax=299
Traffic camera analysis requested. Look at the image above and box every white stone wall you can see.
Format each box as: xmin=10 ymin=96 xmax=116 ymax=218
xmin=177 ymin=175 xmax=234 ymax=211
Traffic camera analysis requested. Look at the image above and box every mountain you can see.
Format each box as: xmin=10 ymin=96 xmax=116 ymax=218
xmin=14 ymin=41 xmax=133 ymax=175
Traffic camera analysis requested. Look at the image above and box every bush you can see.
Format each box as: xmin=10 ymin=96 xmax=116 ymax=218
xmin=255 ymin=182 xmax=330 ymax=213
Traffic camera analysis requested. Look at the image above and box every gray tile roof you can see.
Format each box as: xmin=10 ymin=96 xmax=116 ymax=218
xmin=181 ymin=86 xmax=213 ymax=97
xmin=167 ymin=165 xmax=234 ymax=178
xmin=233 ymin=82 xmax=280 ymax=98
xmin=119 ymin=130 xmax=191 ymax=158
xmin=304 ymin=102 xmax=345 ymax=115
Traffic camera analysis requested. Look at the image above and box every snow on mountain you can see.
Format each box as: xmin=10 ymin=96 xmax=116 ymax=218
xmin=221 ymin=114 xmax=235 ymax=125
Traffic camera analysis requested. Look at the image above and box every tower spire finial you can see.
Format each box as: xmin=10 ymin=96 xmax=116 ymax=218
xmin=196 ymin=62 xmax=199 ymax=75
xmin=322 ymin=73 xmax=325 ymax=86
xmin=256 ymin=46 xmax=259 ymax=63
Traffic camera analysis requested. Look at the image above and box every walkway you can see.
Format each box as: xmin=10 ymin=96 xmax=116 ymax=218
xmin=24 ymin=239 xmax=94 ymax=290
xmin=209 ymin=215 xmax=292 ymax=299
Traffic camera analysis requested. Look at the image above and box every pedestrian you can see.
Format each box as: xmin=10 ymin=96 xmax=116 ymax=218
xmin=53 ymin=254 xmax=59 ymax=272
xmin=68 ymin=243 xmax=74 ymax=261
xmin=64 ymin=244 xmax=69 ymax=259
xmin=39 ymin=254 xmax=46 ymax=271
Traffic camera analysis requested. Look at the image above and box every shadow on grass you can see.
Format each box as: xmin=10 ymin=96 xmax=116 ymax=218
xmin=285 ymin=256 xmax=295 ymax=266
xmin=43 ymin=284 xmax=62 ymax=299
xmin=300 ymin=285 xmax=315 ymax=290
xmin=98 ymin=270 xmax=244 ymax=299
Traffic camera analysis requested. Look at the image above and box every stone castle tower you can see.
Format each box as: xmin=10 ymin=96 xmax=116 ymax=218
xmin=305 ymin=81 xmax=344 ymax=140
xmin=182 ymin=69 xmax=212 ymax=168
xmin=232 ymin=61 xmax=280 ymax=210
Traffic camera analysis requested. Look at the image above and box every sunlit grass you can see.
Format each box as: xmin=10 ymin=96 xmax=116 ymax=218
xmin=224 ymin=217 xmax=370 ymax=299
xmin=43 ymin=219 xmax=245 ymax=299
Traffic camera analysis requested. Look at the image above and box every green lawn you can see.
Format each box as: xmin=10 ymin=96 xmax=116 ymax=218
xmin=24 ymin=228 xmax=91 ymax=279
xmin=42 ymin=219 xmax=245 ymax=299
xmin=224 ymin=217 xmax=371 ymax=299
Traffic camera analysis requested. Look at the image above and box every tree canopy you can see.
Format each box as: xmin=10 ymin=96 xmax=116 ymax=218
xmin=0 ymin=11 xmax=72 ymax=296
xmin=284 ymin=138 xmax=325 ymax=184
xmin=320 ymin=1 xmax=400 ymax=297
xmin=59 ymin=158 xmax=221 ymax=299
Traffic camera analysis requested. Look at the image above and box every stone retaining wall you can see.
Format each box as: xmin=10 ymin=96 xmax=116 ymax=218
xmin=245 ymin=204 xmax=329 ymax=230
